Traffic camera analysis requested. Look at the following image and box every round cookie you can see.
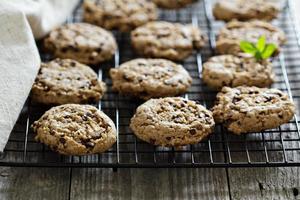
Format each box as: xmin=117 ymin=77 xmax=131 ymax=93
xmin=83 ymin=0 xmax=157 ymax=32
xmin=130 ymin=97 xmax=215 ymax=147
xmin=131 ymin=21 xmax=206 ymax=61
xmin=211 ymin=86 xmax=295 ymax=135
xmin=216 ymin=20 xmax=286 ymax=56
xmin=213 ymin=0 xmax=280 ymax=22
xmin=153 ymin=0 xmax=195 ymax=9
xmin=110 ymin=58 xmax=192 ymax=100
xmin=31 ymin=58 xmax=106 ymax=105
xmin=202 ymin=54 xmax=275 ymax=89
xmin=44 ymin=23 xmax=117 ymax=65
xmin=32 ymin=104 xmax=117 ymax=155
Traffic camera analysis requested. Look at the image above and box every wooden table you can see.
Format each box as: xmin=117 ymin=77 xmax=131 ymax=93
xmin=1 ymin=1 xmax=300 ymax=200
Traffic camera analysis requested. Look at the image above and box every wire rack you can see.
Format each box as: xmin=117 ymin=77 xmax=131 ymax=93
xmin=2 ymin=0 xmax=300 ymax=168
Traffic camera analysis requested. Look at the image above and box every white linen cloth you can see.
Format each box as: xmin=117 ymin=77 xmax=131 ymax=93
xmin=0 ymin=0 xmax=79 ymax=151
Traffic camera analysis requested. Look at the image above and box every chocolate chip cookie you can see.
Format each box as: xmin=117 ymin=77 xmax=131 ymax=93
xmin=32 ymin=104 xmax=117 ymax=155
xmin=213 ymin=0 xmax=280 ymax=22
xmin=216 ymin=20 xmax=286 ymax=55
xmin=83 ymin=0 xmax=157 ymax=32
xmin=110 ymin=58 xmax=192 ymax=99
xmin=202 ymin=55 xmax=275 ymax=89
xmin=130 ymin=97 xmax=215 ymax=147
xmin=31 ymin=59 xmax=106 ymax=105
xmin=44 ymin=23 xmax=117 ymax=65
xmin=131 ymin=21 xmax=206 ymax=61
xmin=211 ymin=86 xmax=295 ymax=135
xmin=153 ymin=0 xmax=195 ymax=9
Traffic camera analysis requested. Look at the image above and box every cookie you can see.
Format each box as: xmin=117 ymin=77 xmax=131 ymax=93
xmin=153 ymin=0 xmax=194 ymax=9
xmin=202 ymin=55 xmax=275 ymax=89
xmin=110 ymin=58 xmax=192 ymax=99
xmin=44 ymin=23 xmax=117 ymax=65
xmin=31 ymin=58 xmax=106 ymax=105
xmin=130 ymin=97 xmax=215 ymax=147
xmin=213 ymin=0 xmax=280 ymax=22
xmin=131 ymin=21 xmax=206 ymax=61
xmin=83 ymin=0 xmax=157 ymax=32
xmin=32 ymin=104 xmax=117 ymax=155
xmin=211 ymin=86 xmax=295 ymax=135
xmin=216 ymin=20 xmax=286 ymax=55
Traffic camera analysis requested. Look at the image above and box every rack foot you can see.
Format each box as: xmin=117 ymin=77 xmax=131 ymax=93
xmin=112 ymin=167 xmax=118 ymax=172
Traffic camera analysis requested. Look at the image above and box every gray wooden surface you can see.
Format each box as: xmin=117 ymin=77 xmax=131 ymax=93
xmin=1 ymin=1 xmax=300 ymax=200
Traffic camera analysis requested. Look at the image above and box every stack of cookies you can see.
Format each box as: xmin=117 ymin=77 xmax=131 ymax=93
xmin=31 ymin=0 xmax=295 ymax=156
xmin=207 ymin=0 xmax=295 ymax=135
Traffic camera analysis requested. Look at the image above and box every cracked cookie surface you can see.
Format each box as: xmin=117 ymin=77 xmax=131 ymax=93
xmin=44 ymin=23 xmax=117 ymax=64
xmin=213 ymin=0 xmax=280 ymax=22
xmin=83 ymin=0 xmax=157 ymax=32
xmin=153 ymin=0 xmax=194 ymax=9
xmin=130 ymin=97 xmax=215 ymax=147
xmin=216 ymin=20 xmax=286 ymax=55
xmin=211 ymin=86 xmax=295 ymax=134
xmin=131 ymin=21 xmax=206 ymax=61
xmin=110 ymin=58 xmax=192 ymax=99
xmin=32 ymin=104 xmax=117 ymax=155
xmin=32 ymin=58 xmax=106 ymax=105
xmin=202 ymin=55 xmax=275 ymax=89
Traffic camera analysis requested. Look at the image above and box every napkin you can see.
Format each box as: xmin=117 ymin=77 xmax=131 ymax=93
xmin=0 ymin=0 xmax=79 ymax=151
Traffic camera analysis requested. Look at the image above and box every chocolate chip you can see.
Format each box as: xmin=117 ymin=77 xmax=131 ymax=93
xmin=50 ymin=130 xmax=55 ymax=135
xmin=89 ymin=56 xmax=95 ymax=61
xmin=70 ymin=61 xmax=76 ymax=67
xmin=61 ymin=47 xmax=68 ymax=53
xmin=137 ymin=62 xmax=146 ymax=66
xmin=95 ymin=47 xmax=102 ymax=53
xmin=85 ymin=141 xmax=95 ymax=148
xmin=59 ymin=137 xmax=66 ymax=144
xmin=82 ymin=115 xmax=88 ymax=121
xmin=232 ymin=96 xmax=241 ymax=104
xmin=44 ymin=86 xmax=50 ymax=92
xmin=189 ymin=129 xmax=197 ymax=135
xmin=85 ymin=7 xmax=92 ymax=13
xmin=166 ymin=137 xmax=171 ymax=141
xmin=149 ymin=138 xmax=156 ymax=144
xmin=123 ymin=74 xmax=131 ymax=81
xmin=264 ymin=96 xmax=273 ymax=102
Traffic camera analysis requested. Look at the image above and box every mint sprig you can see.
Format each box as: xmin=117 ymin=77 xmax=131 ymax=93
xmin=240 ymin=36 xmax=277 ymax=61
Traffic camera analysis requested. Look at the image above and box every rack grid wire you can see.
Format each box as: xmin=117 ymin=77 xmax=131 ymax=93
xmin=2 ymin=0 xmax=300 ymax=168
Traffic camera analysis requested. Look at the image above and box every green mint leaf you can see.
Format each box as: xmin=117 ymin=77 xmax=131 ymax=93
xmin=256 ymin=36 xmax=266 ymax=52
xmin=240 ymin=41 xmax=257 ymax=55
xmin=261 ymin=44 xmax=277 ymax=59
xmin=255 ymin=52 xmax=262 ymax=60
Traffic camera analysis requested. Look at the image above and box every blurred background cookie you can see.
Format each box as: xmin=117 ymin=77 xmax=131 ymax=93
xmin=131 ymin=21 xmax=206 ymax=61
xmin=153 ymin=0 xmax=195 ymax=9
xmin=44 ymin=23 xmax=117 ymax=64
xmin=202 ymin=54 xmax=275 ymax=89
xmin=83 ymin=0 xmax=157 ymax=32
xmin=213 ymin=0 xmax=280 ymax=21
xmin=216 ymin=20 xmax=286 ymax=55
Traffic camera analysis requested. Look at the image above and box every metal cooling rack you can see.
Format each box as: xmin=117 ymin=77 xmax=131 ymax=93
xmin=2 ymin=0 xmax=300 ymax=168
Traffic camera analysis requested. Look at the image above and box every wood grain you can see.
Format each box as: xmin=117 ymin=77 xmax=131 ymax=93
xmin=0 ymin=167 xmax=70 ymax=200
xmin=228 ymin=167 xmax=300 ymax=200
xmin=70 ymin=168 xmax=230 ymax=200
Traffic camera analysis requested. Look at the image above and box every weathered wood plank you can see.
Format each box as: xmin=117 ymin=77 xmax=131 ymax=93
xmin=228 ymin=167 xmax=300 ymax=200
xmin=0 ymin=167 xmax=70 ymax=200
xmin=70 ymin=168 xmax=230 ymax=200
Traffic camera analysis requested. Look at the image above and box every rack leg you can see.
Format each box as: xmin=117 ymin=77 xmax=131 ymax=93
xmin=112 ymin=167 xmax=118 ymax=172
